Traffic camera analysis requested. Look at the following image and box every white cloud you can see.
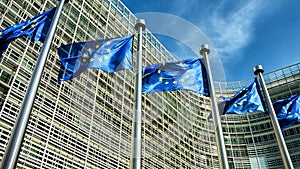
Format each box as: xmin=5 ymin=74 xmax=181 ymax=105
xmin=164 ymin=0 xmax=270 ymax=62
xmin=202 ymin=1 xmax=268 ymax=61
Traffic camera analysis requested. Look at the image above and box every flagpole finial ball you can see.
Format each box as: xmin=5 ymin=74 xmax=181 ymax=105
xmin=199 ymin=44 xmax=210 ymax=55
xmin=253 ymin=65 xmax=264 ymax=75
xmin=135 ymin=19 xmax=146 ymax=31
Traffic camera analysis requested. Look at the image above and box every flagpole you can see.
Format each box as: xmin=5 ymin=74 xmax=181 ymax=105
xmin=131 ymin=19 xmax=146 ymax=169
xmin=200 ymin=44 xmax=229 ymax=169
xmin=254 ymin=65 xmax=294 ymax=169
xmin=0 ymin=1 xmax=65 ymax=169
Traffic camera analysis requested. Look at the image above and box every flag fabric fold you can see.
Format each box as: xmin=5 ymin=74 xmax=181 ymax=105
xmin=58 ymin=35 xmax=133 ymax=82
xmin=223 ymin=79 xmax=265 ymax=114
xmin=274 ymin=94 xmax=300 ymax=130
xmin=0 ymin=8 xmax=55 ymax=56
xmin=142 ymin=58 xmax=209 ymax=95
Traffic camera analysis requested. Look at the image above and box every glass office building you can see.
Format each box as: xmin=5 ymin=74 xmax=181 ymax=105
xmin=0 ymin=0 xmax=299 ymax=168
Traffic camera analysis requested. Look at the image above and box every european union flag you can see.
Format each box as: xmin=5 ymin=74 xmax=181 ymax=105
xmin=142 ymin=58 xmax=209 ymax=95
xmin=223 ymin=79 xmax=265 ymax=114
xmin=273 ymin=94 xmax=300 ymax=130
xmin=0 ymin=8 xmax=55 ymax=56
xmin=58 ymin=35 xmax=133 ymax=82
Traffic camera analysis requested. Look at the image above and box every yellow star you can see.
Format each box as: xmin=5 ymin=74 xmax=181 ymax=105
xmin=243 ymin=99 xmax=247 ymax=102
xmin=158 ymin=70 xmax=161 ymax=74
xmin=244 ymin=94 xmax=247 ymax=97
xmin=88 ymin=48 xmax=92 ymax=52
xmin=159 ymin=77 xmax=163 ymax=82
xmin=90 ymin=58 xmax=94 ymax=62
xmin=173 ymin=81 xmax=177 ymax=84
xmin=180 ymin=79 xmax=185 ymax=82
xmin=95 ymin=44 xmax=100 ymax=49
xmin=238 ymin=103 xmax=243 ymax=106
xmin=162 ymin=63 xmax=166 ymax=67
xmin=107 ymin=48 xmax=111 ymax=53
xmin=104 ymin=55 xmax=109 ymax=59
xmin=165 ymin=81 xmax=169 ymax=85
xmin=0 ymin=31 xmax=2 ymax=36
xmin=22 ymin=26 xmax=26 ymax=29
xmin=180 ymin=62 xmax=183 ymax=65
xmin=31 ymin=24 xmax=35 ymax=27
xmin=106 ymin=41 xmax=111 ymax=45
xmin=296 ymin=113 xmax=298 ymax=116
xmin=186 ymin=75 xmax=190 ymax=78
xmin=234 ymin=104 xmax=237 ymax=107
xmin=83 ymin=54 xmax=87 ymax=58
xmin=289 ymin=101 xmax=293 ymax=105
xmin=98 ymin=58 xmax=103 ymax=62
xmin=82 ymin=58 xmax=87 ymax=62
xmin=288 ymin=112 xmax=291 ymax=114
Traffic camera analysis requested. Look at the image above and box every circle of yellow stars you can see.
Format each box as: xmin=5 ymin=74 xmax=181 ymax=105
xmin=80 ymin=40 xmax=112 ymax=64
xmin=156 ymin=61 xmax=192 ymax=85
xmin=233 ymin=88 xmax=249 ymax=107
xmin=0 ymin=19 xmax=38 ymax=37
xmin=286 ymin=101 xmax=298 ymax=117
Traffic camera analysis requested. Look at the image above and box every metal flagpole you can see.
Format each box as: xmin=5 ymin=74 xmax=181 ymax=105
xmin=253 ymin=65 xmax=294 ymax=169
xmin=0 ymin=1 xmax=66 ymax=168
xmin=200 ymin=44 xmax=229 ymax=169
xmin=131 ymin=19 xmax=146 ymax=169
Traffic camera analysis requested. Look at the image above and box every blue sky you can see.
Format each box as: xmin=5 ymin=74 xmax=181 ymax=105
xmin=122 ymin=0 xmax=300 ymax=82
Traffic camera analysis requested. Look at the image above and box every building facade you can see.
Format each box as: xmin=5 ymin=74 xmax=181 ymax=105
xmin=0 ymin=0 xmax=299 ymax=168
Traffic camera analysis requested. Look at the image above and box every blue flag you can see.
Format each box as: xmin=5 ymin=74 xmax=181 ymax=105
xmin=58 ymin=35 xmax=133 ymax=82
xmin=142 ymin=58 xmax=209 ymax=95
xmin=223 ymin=79 xmax=265 ymax=114
xmin=0 ymin=8 xmax=55 ymax=56
xmin=273 ymin=94 xmax=300 ymax=130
